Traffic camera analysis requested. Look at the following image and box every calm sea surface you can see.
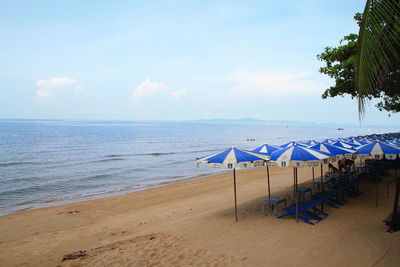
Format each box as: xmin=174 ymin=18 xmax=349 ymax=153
xmin=0 ymin=120 xmax=397 ymax=215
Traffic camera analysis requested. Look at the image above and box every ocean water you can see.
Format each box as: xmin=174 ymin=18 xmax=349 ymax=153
xmin=0 ymin=120 xmax=396 ymax=215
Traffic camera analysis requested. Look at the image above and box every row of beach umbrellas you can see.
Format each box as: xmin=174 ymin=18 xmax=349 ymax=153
xmin=196 ymin=132 xmax=400 ymax=221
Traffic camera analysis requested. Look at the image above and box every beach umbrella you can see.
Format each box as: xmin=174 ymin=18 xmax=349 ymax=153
xmin=196 ymin=147 xmax=267 ymax=221
xmin=331 ymin=140 xmax=357 ymax=149
xmin=386 ymin=140 xmax=400 ymax=147
xmin=279 ymin=141 xmax=308 ymax=148
xmin=356 ymin=142 xmax=400 ymax=160
xmin=270 ymin=145 xmax=333 ymax=190
xmin=279 ymin=141 xmax=297 ymax=148
xmin=309 ymin=143 xmax=356 ymax=160
xmin=251 ymin=144 xmax=281 ymax=155
xmin=302 ymin=140 xmax=319 ymax=146
xmin=270 ymin=145 xmax=333 ymax=168
xmin=270 ymin=145 xmax=333 ymax=221
xmin=347 ymin=138 xmax=368 ymax=146
xmin=322 ymin=139 xmax=336 ymax=145
xmin=251 ymin=144 xmax=282 ymax=199
xmin=356 ymin=142 xmax=400 ymax=207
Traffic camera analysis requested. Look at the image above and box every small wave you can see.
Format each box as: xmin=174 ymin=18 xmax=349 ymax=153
xmin=119 ymin=167 xmax=148 ymax=174
xmin=135 ymin=152 xmax=176 ymax=156
xmin=0 ymin=185 xmax=45 ymax=196
xmin=92 ymin=158 xmax=124 ymax=163
xmin=2 ymin=176 xmax=43 ymax=184
xmin=190 ymin=149 xmax=219 ymax=154
xmin=104 ymin=154 xmax=125 ymax=158
xmin=40 ymin=184 xmax=147 ymax=203
xmin=161 ymin=159 xmax=194 ymax=166
xmin=168 ymin=175 xmax=185 ymax=179
xmin=0 ymin=161 xmax=36 ymax=167
xmin=85 ymin=174 xmax=112 ymax=181
xmin=102 ymin=149 xmax=217 ymax=158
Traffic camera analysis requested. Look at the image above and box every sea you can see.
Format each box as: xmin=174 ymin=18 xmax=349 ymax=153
xmin=0 ymin=119 xmax=398 ymax=215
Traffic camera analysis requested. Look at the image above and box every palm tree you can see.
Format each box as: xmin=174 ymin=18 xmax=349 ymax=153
xmin=355 ymin=0 xmax=400 ymax=119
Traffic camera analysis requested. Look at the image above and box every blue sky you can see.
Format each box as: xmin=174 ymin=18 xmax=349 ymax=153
xmin=1 ymin=0 xmax=399 ymax=126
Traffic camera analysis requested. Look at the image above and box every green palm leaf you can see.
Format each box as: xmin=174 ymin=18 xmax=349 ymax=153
xmin=355 ymin=0 xmax=400 ymax=119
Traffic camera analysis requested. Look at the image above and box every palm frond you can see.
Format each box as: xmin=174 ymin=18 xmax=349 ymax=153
xmin=355 ymin=0 xmax=400 ymax=120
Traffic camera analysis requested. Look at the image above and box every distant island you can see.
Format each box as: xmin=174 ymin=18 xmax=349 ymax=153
xmin=195 ymin=117 xmax=313 ymax=125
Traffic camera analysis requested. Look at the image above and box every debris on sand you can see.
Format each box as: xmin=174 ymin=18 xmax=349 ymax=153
xmin=62 ymin=250 xmax=87 ymax=261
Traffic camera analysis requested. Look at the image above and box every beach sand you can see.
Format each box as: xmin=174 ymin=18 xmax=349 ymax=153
xmin=0 ymin=165 xmax=399 ymax=266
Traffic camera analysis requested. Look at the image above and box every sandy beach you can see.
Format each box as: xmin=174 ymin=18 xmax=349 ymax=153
xmin=0 ymin=165 xmax=399 ymax=267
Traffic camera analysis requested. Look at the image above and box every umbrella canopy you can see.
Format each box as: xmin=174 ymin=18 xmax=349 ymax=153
xmin=196 ymin=147 xmax=267 ymax=221
xmin=356 ymin=142 xmax=400 ymax=160
xmin=279 ymin=141 xmax=298 ymax=148
xmin=346 ymin=137 xmax=368 ymax=146
xmin=302 ymin=140 xmax=319 ymax=146
xmin=251 ymin=144 xmax=281 ymax=155
xmin=309 ymin=143 xmax=356 ymax=159
xmin=331 ymin=140 xmax=357 ymax=149
xmin=322 ymin=139 xmax=336 ymax=145
xmin=386 ymin=140 xmax=400 ymax=147
xmin=279 ymin=141 xmax=309 ymax=148
xmin=270 ymin=145 xmax=333 ymax=167
xmin=196 ymin=147 xmax=267 ymax=168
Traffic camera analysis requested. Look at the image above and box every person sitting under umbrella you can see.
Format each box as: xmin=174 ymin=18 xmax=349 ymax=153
xmin=338 ymin=158 xmax=354 ymax=172
xmin=327 ymin=163 xmax=339 ymax=176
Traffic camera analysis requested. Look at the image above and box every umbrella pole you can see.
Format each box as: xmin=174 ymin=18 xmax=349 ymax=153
xmin=294 ymin=168 xmax=299 ymax=222
xmin=312 ymin=167 xmax=315 ymax=193
xmin=233 ymin=168 xmax=238 ymax=222
xmin=375 ymin=165 xmax=379 ymax=208
xmin=293 ymin=167 xmax=296 ymax=190
xmin=376 ymin=180 xmax=378 ymax=207
xmin=267 ymin=166 xmax=271 ymax=199
xmin=321 ymin=163 xmax=324 ymax=212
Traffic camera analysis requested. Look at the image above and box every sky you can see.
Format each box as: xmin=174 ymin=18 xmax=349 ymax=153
xmin=1 ymin=0 xmax=400 ymax=126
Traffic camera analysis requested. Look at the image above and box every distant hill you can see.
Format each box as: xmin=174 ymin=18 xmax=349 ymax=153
xmin=195 ymin=117 xmax=310 ymax=125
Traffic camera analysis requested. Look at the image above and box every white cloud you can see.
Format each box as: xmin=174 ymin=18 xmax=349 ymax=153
xmin=36 ymin=77 xmax=77 ymax=88
xmin=131 ymin=79 xmax=168 ymax=101
xmin=35 ymin=77 xmax=85 ymax=101
xmin=35 ymin=89 xmax=53 ymax=101
xmin=131 ymin=79 xmax=186 ymax=102
xmin=229 ymin=71 xmax=325 ymax=97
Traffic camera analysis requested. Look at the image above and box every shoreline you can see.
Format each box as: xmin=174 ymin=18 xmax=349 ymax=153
xmin=1 ymin=165 xmax=399 ymax=266
xmin=0 ymin=169 xmax=230 ymax=216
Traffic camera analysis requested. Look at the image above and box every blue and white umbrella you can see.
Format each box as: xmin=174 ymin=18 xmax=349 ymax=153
xmin=251 ymin=144 xmax=281 ymax=155
xmin=251 ymin=144 xmax=282 ymax=199
xmin=270 ymin=145 xmax=333 ymax=190
xmin=356 ymin=142 xmax=400 ymax=160
xmin=302 ymin=140 xmax=319 ymax=146
xmin=270 ymin=145 xmax=333 ymax=221
xmin=279 ymin=141 xmax=297 ymax=148
xmin=386 ymin=139 xmax=400 ymax=147
xmin=270 ymin=145 xmax=333 ymax=168
xmin=309 ymin=143 xmax=356 ymax=160
xmin=331 ymin=140 xmax=357 ymax=149
xmin=322 ymin=139 xmax=336 ymax=145
xmin=196 ymin=147 xmax=267 ymax=168
xmin=279 ymin=141 xmax=307 ymax=148
xmin=346 ymin=137 xmax=368 ymax=146
xmin=196 ymin=147 xmax=267 ymax=221
xmin=356 ymin=141 xmax=400 ymax=207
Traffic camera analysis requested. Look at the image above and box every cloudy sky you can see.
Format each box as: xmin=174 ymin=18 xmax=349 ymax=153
xmin=1 ymin=0 xmax=399 ymax=126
